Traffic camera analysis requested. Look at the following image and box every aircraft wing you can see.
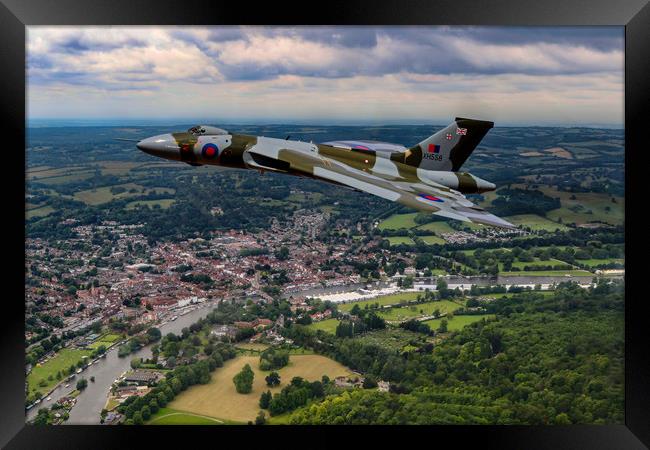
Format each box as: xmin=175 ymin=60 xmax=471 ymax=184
xmin=313 ymin=163 xmax=515 ymax=229
xmin=245 ymin=145 xmax=515 ymax=229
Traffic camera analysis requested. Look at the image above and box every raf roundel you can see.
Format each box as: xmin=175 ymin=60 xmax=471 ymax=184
xmin=418 ymin=193 xmax=444 ymax=203
xmin=202 ymin=143 xmax=219 ymax=159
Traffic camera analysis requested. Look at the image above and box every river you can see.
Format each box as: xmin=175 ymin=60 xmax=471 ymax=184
xmin=26 ymin=302 xmax=216 ymax=424
xmin=30 ymin=274 xmax=619 ymax=424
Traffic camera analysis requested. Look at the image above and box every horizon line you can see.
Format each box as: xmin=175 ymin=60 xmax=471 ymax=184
xmin=27 ymin=118 xmax=624 ymax=130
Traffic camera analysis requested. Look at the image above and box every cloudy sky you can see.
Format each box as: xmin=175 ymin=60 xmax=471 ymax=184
xmin=27 ymin=26 xmax=624 ymax=127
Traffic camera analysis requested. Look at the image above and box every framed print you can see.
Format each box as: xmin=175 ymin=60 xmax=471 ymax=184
xmin=2 ymin=0 xmax=648 ymax=448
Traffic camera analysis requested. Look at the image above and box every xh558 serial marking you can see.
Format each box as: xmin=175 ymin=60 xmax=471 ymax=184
xmin=133 ymin=117 xmax=514 ymax=228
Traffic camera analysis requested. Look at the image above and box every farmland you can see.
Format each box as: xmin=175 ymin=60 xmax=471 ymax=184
xmin=125 ymin=199 xmax=175 ymax=210
xmin=386 ymin=236 xmax=414 ymax=246
xmin=338 ymin=291 xmax=422 ymax=312
xmin=27 ymin=348 xmax=93 ymax=397
xmin=87 ymin=333 xmax=123 ymax=350
xmin=533 ymin=185 xmax=624 ymax=226
xmin=500 ymin=269 xmax=593 ymax=277
xmin=356 ymin=327 xmax=431 ymax=352
xmin=423 ymin=314 xmax=496 ymax=331
xmin=167 ymin=354 xmax=353 ymax=423
xmin=576 ymin=258 xmax=624 ymax=267
xmin=26 ymin=205 xmax=56 ymax=219
xmin=376 ymin=299 xmax=462 ymax=322
xmin=420 ymin=235 xmax=446 ymax=245
xmin=377 ymin=213 xmax=418 ymax=230
xmin=73 ymin=183 xmax=175 ymax=206
xmin=306 ymin=318 xmax=340 ymax=334
xmin=147 ymin=407 xmax=227 ymax=425
xmin=503 ymin=214 xmax=568 ymax=232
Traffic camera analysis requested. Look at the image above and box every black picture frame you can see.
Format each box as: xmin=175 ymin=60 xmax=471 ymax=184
xmin=2 ymin=0 xmax=647 ymax=448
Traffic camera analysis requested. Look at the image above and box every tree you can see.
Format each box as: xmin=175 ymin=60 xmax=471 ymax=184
xmin=260 ymin=349 xmax=290 ymax=371
xmin=76 ymin=378 xmax=88 ymax=391
xmin=255 ymin=410 xmax=266 ymax=425
xmin=437 ymin=319 xmax=448 ymax=333
xmin=275 ymin=246 xmax=290 ymax=261
xmin=130 ymin=357 xmax=141 ymax=369
xmin=265 ymin=371 xmax=281 ymax=387
xmin=259 ymin=390 xmax=272 ymax=409
xmin=146 ymin=327 xmax=162 ymax=342
xmin=233 ymin=364 xmax=255 ymax=394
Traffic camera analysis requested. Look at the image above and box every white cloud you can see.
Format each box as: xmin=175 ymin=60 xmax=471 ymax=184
xmin=26 ymin=26 xmax=624 ymax=126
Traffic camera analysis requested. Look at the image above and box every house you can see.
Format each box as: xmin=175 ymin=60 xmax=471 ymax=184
xmin=334 ymin=376 xmax=364 ymax=388
xmin=309 ymin=310 xmax=332 ymax=322
xmin=252 ymin=318 xmax=273 ymax=330
xmin=212 ymin=324 xmax=238 ymax=339
xmin=103 ymin=412 xmax=122 ymax=425
xmin=377 ymin=381 xmax=390 ymax=392
xmin=123 ymin=370 xmax=161 ymax=385
xmin=234 ymin=318 xmax=273 ymax=330
xmin=115 ymin=386 xmax=140 ymax=397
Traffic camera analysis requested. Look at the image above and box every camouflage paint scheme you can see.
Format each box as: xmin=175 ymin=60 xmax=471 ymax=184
xmin=136 ymin=119 xmax=514 ymax=228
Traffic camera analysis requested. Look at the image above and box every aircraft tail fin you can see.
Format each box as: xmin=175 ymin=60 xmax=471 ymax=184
xmin=396 ymin=117 xmax=493 ymax=172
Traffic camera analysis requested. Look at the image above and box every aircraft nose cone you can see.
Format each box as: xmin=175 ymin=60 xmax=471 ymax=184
xmin=136 ymin=134 xmax=179 ymax=160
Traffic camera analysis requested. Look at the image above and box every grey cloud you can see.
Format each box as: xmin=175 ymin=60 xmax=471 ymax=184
xmin=27 ymin=26 xmax=623 ymax=89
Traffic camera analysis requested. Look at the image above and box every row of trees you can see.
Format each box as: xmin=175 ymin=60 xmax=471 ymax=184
xmin=117 ymin=327 xmax=161 ymax=358
xmin=117 ymin=342 xmax=237 ymax=424
xmin=259 ymin=348 xmax=290 ymax=371
xmin=285 ymin=280 xmax=624 ymax=425
xmin=260 ymin=376 xmax=327 ymax=416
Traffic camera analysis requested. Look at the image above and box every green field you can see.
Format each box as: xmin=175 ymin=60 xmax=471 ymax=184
xmin=26 ymin=205 xmax=55 ymax=219
xmin=95 ymin=161 xmax=145 ymax=176
xmin=504 ymin=258 xmax=574 ymax=270
xmin=533 ymin=186 xmax=624 ymax=226
xmin=415 ymin=221 xmax=456 ymax=234
xmin=306 ymin=318 xmax=340 ymax=334
xmin=504 ymin=214 xmax=569 ymax=231
xmin=147 ymin=407 xmax=228 ymax=425
xmin=479 ymin=291 xmax=556 ymax=299
xmin=125 ymin=199 xmax=175 ymax=210
xmin=235 ymin=343 xmax=270 ymax=352
xmin=500 ymin=269 xmax=593 ymax=277
xmin=423 ymin=314 xmax=496 ymax=331
xmin=386 ymin=236 xmax=414 ymax=246
xmin=357 ymin=327 xmax=429 ymax=352
xmin=73 ymin=183 xmax=175 ymax=205
xmin=377 ymin=300 xmax=462 ymax=322
xmin=338 ymin=291 xmax=422 ymax=312
xmin=88 ymin=333 xmax=123 ymax=349
xmin=379 ymin=213 xmax=491 ymax=236
xmin=36 ymin=171 xmax=95 ymax=185
xmin=27 ymin=348 xmax=93 ymax=397
xmin=575 ymin=258 xmax=624 ymax=267
xmin=26 ymin=166 xmax=89 ymax=180
xmin=168 ymin=354 xmax=353 ymax=423
xmin=378 ymin=213 xmax=418 ymax=230
xmin=420 ymin=235 xmax=446 ymax=245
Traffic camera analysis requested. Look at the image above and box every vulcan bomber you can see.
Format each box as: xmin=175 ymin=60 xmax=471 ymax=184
xmin=134 ymin=118 xmax=514 ymax=228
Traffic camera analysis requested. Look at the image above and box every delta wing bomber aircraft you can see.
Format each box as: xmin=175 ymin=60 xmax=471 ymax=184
xmin=133 ymin=118 xmax=514 ymax=228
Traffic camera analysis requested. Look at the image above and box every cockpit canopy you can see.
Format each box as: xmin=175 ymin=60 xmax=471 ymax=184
xmin=187 ymin=125 xmax=228 ymax=136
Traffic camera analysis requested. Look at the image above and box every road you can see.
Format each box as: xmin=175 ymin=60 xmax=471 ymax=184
xmin=26 ymin=303 xmax=216 ymax=424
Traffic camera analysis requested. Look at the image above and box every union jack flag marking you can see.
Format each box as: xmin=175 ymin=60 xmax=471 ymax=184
xmin=456 ymin=127 xmax=467 ymax=135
